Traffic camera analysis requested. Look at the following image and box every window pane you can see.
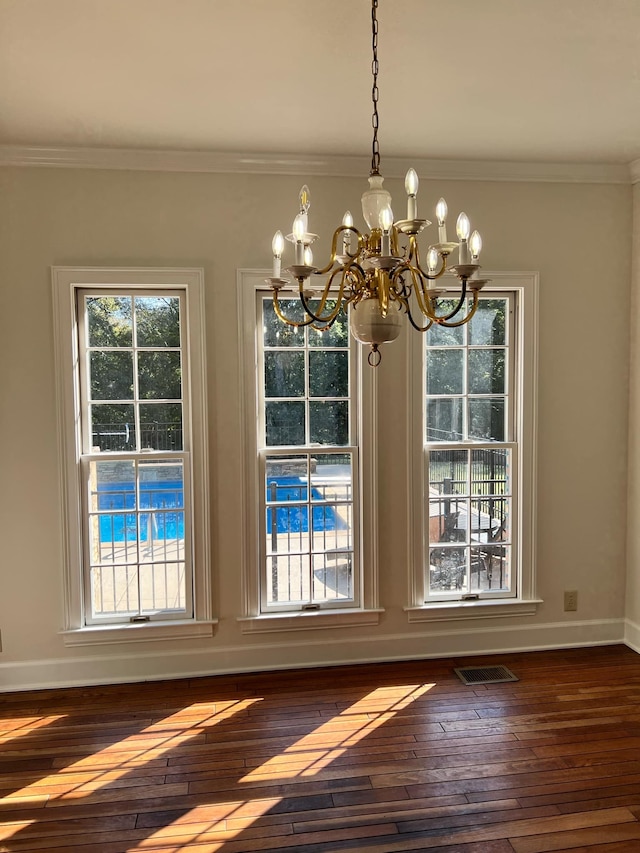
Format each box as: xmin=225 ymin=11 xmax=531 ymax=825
xmin=427 ymin=349 xmax=463 ymax=395
xmin=426 ymin=398 xmax=463 ymax=442
xmin=263 ymin=299 xmax=305 ymax=348
xmin=310 ymin=401 xmax=348 ymax=445
xmin=471 ymin=448 xmax=510 ymax=496
xmin=468 ymin=349 xmax=505 ymax=395
xmin=139 ymin=403 xmax=183 ymax=450
xmin=471 ymin=545 xmax=511 ymax=592
xmin=264 ymin=351 xmax=305 ymax=398
xmin=310 ymin=453 xmax=352 ymax=501
xmin=309 ymin=351 xmax=349 ymax=398
xmin=428 ymin=448 xmax=469 ymax=494
xmin=426 ymin=306 xmax=465 ymax=346
xmin=87 ymin=296 xmax=132 ymax=347
xmin=138 ymin=351 xmax=182 ymax=400
xmin=90 ymin=351 xmax=133 ymax=400
xmin=429 ymin=546 xmax=467 ymax=591
xmin=469 ymin=299 xmax=507 ymax=346
xmin=91 ymin=564 xmax=139 ymax=616
xmin=265 ymin=401 xmax=305 ymax=446
xmin=266 ymin=455 xmax=309 ymax=501
xmin=266 ymin=554 xmax=310 ymax=605
xmin=91 ymin=404 xmax=135 ymax=451
xmin=468 ymin=499 xmax=499 ymax=541
xmin=135 ymin=296 xmax=180 ymax=347
xmin=308 ymin=303 xmax=348 ymax=348
xmin=313 ymin=550 xmax=352 ymax=601
xmin=468 ymin=398 xmax=505 ymax=441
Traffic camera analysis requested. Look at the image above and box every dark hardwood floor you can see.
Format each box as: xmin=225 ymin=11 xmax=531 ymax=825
xmin=1 ymin=645 xmax=640 ymax=852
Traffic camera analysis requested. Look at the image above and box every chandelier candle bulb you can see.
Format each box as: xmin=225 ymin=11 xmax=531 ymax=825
xmin=299 ymin=185 xmax=310 ymax=232
xmin=304 ymin=245 xmax=313 ymax=266
xmin=469 ymin=230 xmax=482 ymax=278
xmin=293 ymin=214 xmax=305 ymax=265
xmin=342 ymin=210 xmax=353 ymax=253
xmin=405 ymin=168 xmax=419 ymax=219
xmin=380 ymin=206 xmax=393 ymax=255
xmin=272 ymin=230 xmax=284 ymax=278
xmin=470 ymin=230 xmax=482 ymax=260
xmin=427 ymin=246 xmax=439 ymax=277
xmin=456 ymin=212 xmax=471 ymax=264
xmin=436 ymin=198 xmax=448 ymax=243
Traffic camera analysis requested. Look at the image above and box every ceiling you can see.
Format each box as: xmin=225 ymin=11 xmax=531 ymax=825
xmin=2 ymin=0 xmax=640 ymax=166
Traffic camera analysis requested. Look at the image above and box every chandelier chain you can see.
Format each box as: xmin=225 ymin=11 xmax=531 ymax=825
xmin=370 ymin=0 xmax=380 ymax=176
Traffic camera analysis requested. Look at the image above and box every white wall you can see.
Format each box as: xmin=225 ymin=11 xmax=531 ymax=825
xmin=0 ymin=165 xmax=633 ymax=689
xmin=626 ymin=181 xmax=640 ymax=650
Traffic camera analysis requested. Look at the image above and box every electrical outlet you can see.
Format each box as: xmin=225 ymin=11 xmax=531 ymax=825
xmin=564 ymin=590 xmax=578 ymax=612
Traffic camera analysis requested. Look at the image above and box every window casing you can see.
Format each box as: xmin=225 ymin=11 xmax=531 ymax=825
xmin=52 ymin=268 xmax=212 ymax=642
xmin=408 ymin=273 xmax=538 ymax=616
xmin=237 ymin=271 xmax=380 ymax=629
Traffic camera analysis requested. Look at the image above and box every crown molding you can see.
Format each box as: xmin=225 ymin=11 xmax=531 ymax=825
xmin=0 ymin=144 xmax=632 ymax=185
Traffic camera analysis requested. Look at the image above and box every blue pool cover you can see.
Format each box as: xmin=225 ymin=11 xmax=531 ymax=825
xmin=97 ymin=477 xmax=345 ymax=542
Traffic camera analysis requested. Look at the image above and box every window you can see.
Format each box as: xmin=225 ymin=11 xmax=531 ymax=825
xmin=237 ymin=271 xmax=381 ymax=630
xmin=52 ymin=268 xmax=213 ymax=642
xmin=408 ymin=273 xmax=539 ymax=619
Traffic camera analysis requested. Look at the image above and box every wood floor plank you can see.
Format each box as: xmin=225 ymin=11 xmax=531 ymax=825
xmin=509 ymin=819 xmax=640 ymax=852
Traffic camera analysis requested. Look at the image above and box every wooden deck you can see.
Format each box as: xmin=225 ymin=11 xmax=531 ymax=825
xmin=1 ymin=645 xmax=640 ymax=851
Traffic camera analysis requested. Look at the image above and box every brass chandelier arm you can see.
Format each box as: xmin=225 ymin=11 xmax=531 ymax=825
xmin=296 ymin=266 xmax=355 ymax=327
xmin=298 ymin=277 xmax=341 ymax=326
xmin=412 ymin=237 xmax=447 ymax=280
xmin=405 ymin=302 xmax=434 ymax=333
xmin=405 ymin=264 xmax=441 ymax=323
xmin=271 ymin=290 xmax=322 ymax=329
xmin=313 ymin=226 xmax=364 ymax=276
xmin=436 ymin=287 xmax=480 ymax=327
xmin=430 ymin=280 xmax=469 ymax=322
xmin=391 ymin=263 xmax=469 ymax=328
xmin=409 ymin=274 xmax=470 ymax=325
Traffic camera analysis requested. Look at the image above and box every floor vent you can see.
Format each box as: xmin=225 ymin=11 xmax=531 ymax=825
xmin=454 ymin=665 xmax=518 ymax=685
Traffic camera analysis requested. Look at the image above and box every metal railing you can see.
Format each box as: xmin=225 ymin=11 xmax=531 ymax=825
xmin=92 ymin=423 xmax=183 ymax=452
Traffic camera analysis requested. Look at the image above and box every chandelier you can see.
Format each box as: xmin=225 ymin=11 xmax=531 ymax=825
xmin=266 ymin=0 xmax=489 ymax=366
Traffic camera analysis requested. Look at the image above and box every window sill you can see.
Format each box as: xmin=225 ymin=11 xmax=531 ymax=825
xmin=61 ymin=619 xmax=218 ymax=646
xmin=238 ymin=608 xmax=384 ymax=634
xmin=405 ymin=598 xmax=542 ymax=623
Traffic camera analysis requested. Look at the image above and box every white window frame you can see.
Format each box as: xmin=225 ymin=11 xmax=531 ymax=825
xmin=237 ymin=270 xmax=383 ymax=632
xmin=52 ymin=267 xmax=215 ymax=644
xmin=406 ymin=271 xmax=541 ymax=622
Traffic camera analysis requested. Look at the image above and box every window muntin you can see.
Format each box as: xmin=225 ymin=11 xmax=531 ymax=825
xmin=78 ymin=289 xmax=192 ymax=624
xmin=424 ymin=294 xmax=516 ymax=601
xmin=258 ymin=296 xmax=358 ymax=612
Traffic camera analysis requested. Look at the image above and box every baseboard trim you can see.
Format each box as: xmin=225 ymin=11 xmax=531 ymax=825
xmin=0 ymin=617 xmax=628 ymax=692
xmin=624 ymin=618 xmax=640 ymax=653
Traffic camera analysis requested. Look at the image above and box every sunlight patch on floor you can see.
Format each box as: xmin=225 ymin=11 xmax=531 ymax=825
xmin=0 ymin=698 xmax=261 ymax=814
xmin=240 ymin=683 xmax=435 ymax=782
